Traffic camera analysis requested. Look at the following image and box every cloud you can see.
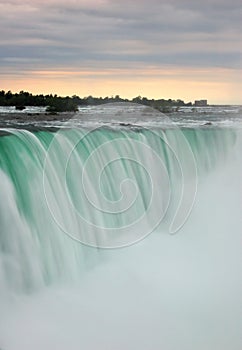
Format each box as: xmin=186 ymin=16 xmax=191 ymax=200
xmin=0 ymin=0 xmax=241 ymax=101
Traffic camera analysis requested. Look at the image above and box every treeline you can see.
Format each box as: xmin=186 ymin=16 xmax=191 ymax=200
xmin=0 ymin=90 xmax=192 ymax=112
xmin=0 ymin=90 xmax=81 ymax=112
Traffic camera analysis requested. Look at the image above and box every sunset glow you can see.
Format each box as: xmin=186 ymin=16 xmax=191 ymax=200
xmin=1 ymin=0 xmax=242 ymax=104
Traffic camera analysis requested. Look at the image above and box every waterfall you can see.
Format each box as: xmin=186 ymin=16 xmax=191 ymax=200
xmin=0 ymin=119 xmax=241 ymax=350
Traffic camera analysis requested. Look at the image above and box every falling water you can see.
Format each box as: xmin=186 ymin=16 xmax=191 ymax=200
xmin=0 ymin=105 xmax=241 ymax=350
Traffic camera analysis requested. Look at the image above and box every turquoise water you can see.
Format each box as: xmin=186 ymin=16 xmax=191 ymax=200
xmin=0 ymin=110 xmax=241 ymax=349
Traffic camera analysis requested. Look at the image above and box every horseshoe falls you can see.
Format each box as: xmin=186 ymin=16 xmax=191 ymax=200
xmin=0 ymin=105 xmax=241 ymax=350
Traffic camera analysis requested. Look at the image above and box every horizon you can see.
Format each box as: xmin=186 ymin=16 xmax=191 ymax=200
xmin=1 ymin=89 xmax=237 ymax=106
xmin=1 ymin=88 xmax=208 ymax=102
xmin=2 ymin=89 xmax=242 ymax=106
xmin=1 ymin=0 xmax=242 ymax=104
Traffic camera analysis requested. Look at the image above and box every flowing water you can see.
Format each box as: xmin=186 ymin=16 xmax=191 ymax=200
xmin=0 ymin=104 xmax=241 ymax=350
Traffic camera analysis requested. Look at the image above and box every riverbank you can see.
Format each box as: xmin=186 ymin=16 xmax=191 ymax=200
xmin=0 ymin=111 xmax=76 ymax=126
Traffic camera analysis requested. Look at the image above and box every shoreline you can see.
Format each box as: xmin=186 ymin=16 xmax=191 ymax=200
xmin=0 ymin=111 xmax=75 ymax=121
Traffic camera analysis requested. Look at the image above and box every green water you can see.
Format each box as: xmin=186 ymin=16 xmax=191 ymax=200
xmin=0 ymin=126 xmax=236 ymax=291
xmin=0 ymin=124 xmax=241 ymax=350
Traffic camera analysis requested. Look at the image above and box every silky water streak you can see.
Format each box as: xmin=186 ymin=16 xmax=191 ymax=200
xmin=0 ymin=104 xmax=241 ymax=350
xmin=42 ymin=123 xmax=197 ymax=247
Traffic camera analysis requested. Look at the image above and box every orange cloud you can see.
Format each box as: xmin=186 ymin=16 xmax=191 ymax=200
xmin=1 ymin=66 xmax=241 ymax=104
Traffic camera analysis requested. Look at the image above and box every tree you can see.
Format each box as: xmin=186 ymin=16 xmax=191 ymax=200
xmin=46 ymin=97 xmax=78 ymax=113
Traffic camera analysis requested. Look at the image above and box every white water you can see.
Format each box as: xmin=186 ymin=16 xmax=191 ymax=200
xmin=0 ymin=107 xmax=241 ymax=349
xmin=0 ymin=160 xmax=241 ymax=349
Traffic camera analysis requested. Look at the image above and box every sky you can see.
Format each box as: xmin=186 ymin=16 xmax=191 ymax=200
xmin=0 ymin=0 xmax=242 ymax=104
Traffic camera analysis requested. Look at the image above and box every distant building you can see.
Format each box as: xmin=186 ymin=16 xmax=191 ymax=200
xmin=194 ymin=100 xmax=208 ymax=106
